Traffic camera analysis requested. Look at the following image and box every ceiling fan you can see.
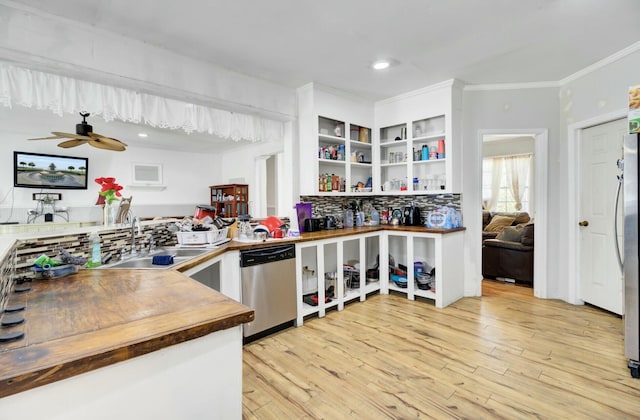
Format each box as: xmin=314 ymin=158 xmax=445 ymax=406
xmin=28 ymin=112 xmax=128 ymax=151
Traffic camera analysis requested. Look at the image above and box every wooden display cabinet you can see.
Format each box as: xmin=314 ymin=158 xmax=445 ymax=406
xmin=209 ymin=184 xmax=249 ymax=217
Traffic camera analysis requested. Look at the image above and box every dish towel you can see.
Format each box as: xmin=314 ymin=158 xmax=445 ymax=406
xmin=152 ymin=255 xmax=174 ymax=265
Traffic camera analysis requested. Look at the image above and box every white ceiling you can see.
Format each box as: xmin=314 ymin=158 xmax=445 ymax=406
xmin=9 ymin=0 xmax=640 ymax=99
xmin=4 ymin=0 xmax=640 ymax=152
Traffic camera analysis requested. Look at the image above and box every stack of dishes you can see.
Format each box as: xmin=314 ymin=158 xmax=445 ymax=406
xmin=416 ymin=272 xmax=434 ymax=290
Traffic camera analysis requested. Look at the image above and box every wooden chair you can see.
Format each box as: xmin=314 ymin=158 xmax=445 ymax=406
xmin=116 ymin=196 xmax=133 ymax=224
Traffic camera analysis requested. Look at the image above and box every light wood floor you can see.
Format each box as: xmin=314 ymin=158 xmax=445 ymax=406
xmin=243 ymin=282 xmax=640 ymax=419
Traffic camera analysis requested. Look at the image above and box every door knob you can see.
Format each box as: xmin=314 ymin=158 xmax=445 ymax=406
xmin=578 ymin=220 xmax=589 ymax=227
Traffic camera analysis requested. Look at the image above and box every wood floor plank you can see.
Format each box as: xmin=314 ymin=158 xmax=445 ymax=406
xmin=243 ymin=283 xmax=640 ymax=419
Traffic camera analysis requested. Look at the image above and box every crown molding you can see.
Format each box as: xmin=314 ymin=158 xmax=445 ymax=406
xmin=465 ymin=41 xmax=640 ymax=91
xmin=558 ymin=40 xmax=640 ymax=85
xmin=464 ymin=81 xmax=560 ymax=91
xmin=376 ymin=79 xmax=456 ymax=105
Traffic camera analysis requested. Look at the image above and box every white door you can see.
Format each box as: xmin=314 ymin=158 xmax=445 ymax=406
xmin=579 ymin=119 xmax=626 ymax=314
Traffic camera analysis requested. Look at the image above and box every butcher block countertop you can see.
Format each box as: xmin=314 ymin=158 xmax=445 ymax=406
xmin=0 ymin=269 xmax=254 ymax=398
xmin=0 ymin=225 xmax=462 ymax=398
xmin=172 ymin=226 xmax=464 ymax=272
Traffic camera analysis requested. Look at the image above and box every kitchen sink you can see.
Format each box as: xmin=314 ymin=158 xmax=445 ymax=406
xmin=102 ymin=247 xmax=211 ymax=269
xmin=156 ymin=247 xmax=210 ymax=257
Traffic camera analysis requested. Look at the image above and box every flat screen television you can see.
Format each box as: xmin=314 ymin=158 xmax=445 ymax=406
xmin=14 ymin=151 xmax=89 ymax=190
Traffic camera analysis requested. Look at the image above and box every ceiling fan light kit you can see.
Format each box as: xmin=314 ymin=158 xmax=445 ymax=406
xmin=28 ymin=112 xmax=128 ymax=151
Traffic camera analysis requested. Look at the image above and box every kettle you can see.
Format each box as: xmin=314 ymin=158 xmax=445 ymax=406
xmin=324 ymin=215 xmax=337 ymax=230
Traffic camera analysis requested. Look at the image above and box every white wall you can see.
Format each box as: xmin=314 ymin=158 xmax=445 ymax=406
xmin=462 ymin=48 xmax=640 ymax=302
xmin=0 ymin=115 xmax=222 ymax=223
xmin=560 ymin=49 xmax=640 ymax=303
xmin=482 ymin=136 xmax=535 ymax=158
xmin=461 ymin=87 xmax=560 ymax=297
xmin=218 ymin=138 xmax=285 ymax=218
xmin=560 ymin=51 xmax=640 ymax=127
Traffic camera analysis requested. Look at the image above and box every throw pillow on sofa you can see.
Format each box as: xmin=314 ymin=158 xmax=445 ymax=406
xmin=520 ymin=223 xmax=535 ymax=246
xmin=496 ymin=226 xmax=522 ymax=242
xmin=484 ymin=215 xmax=515 ymax=232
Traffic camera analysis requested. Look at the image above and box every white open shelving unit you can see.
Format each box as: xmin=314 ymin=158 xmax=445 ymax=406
xmin=298 ymin=80 xmax=463 ymax=195
xmin=295 ymin=232 xmax=381 ymax=326
xmin=294 ymin=228 xmax=464 ymax=326
xmin=316 ymin=115 xmax=373 ymax=195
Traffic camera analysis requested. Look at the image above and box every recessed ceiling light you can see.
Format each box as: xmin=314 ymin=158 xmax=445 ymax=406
xmin=138 ymin=133 xmax=148 ymax=138
xmin=373 ymin=60 xmax=390 ymax=70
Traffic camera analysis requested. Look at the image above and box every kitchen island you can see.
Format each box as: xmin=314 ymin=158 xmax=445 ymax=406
xmin=0 ymin=268 xmax=254 ymax=419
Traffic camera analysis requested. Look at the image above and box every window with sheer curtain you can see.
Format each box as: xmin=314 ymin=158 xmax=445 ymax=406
xmin=482 ymin=155 xmax=532 ymax=212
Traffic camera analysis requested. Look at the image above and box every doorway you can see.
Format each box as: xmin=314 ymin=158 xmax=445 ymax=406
xmin=255 ymin=152 xmax=284 ymax=218
xmin=477 ymin=129 xmax=549 ymax=299
xmin=481 ymin=134 xmax=535 ymax=296
xmin=266 ymin=155 xmax=277 ymax=216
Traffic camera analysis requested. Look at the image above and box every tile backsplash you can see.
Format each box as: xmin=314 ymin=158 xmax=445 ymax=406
xmin=300 ymin=194 xmax=461 ymax=223
xmin=0 ymin=221 xmax=187 ymax=311
xmin=12 ymin=221 xmax=178 ymax=280
xmin=0 ymin=247 xmax=16 ymax=313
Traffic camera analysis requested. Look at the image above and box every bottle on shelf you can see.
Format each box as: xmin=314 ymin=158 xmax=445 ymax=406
xmin=422 ymin=144 xmax=429 ymax=160
xmin=355 ymin=204 xmax=364 ymax=227
xmin=371 ymin=207 xmax=380 ymax=226
xmin=332 ymin=175 xmax=340 ymax=191
xmin=438 ymin=139 xmax=445 ymax=159
xmin=381 ymin=208 xmax=389 ymax=224
xmin=344 ymin=207 xmax=354 ymax=228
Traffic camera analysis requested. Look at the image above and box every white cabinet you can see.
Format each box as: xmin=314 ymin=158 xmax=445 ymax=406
xmin=299 ymin=80 xmax=462 ymax=196
xmin=378 ymin=114 xmax=448 ymax=194
xmin=380 ymin=230 xmax=464 ymax=308
xmin=297 ymin=83 xmax=374 ymax=196
xmin=182 ymin=251 xmax=240 ymax=302
xmin=295 ymin=232 xmax=380 ymax=326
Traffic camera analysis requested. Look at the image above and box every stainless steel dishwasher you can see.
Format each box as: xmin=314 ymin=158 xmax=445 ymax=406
xmin=240 ymin=244 xmax=296 ymax=337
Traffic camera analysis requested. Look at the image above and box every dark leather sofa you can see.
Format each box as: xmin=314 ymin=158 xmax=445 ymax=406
xmin=481 ymin=212 xmax=534 ymax=284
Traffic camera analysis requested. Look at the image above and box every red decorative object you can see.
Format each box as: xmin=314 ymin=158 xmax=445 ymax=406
xmin=95 ymin=177 xmax=123 ymax=205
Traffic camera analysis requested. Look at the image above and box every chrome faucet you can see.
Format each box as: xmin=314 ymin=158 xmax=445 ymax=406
xmin=130 ymin=216 xmax=141 ymax=256
xmin=146 ymin=233 xmax=156 ymax=254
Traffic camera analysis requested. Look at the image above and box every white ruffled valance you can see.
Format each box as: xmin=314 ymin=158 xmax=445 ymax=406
xmin=0 ymin=63 xmax=283 ymax=142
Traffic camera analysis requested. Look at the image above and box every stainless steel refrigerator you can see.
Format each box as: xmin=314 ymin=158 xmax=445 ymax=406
xmin=624 ymin=133 xmax=640 ymax=378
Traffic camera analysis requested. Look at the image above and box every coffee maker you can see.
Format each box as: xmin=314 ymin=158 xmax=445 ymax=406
xmin=403 ymin=202 xmax=422 ymax=226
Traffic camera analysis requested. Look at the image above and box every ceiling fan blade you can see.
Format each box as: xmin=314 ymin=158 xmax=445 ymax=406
xmin=57 ymin=139 xmax=88 ymax=148
xmin=89 ymin=132 xmax=129 ymax=147
xmin=28 ymin=135 xmax=64 ymax=140
xmin=52 ymin=131 xmax=93 ymax=140
xmin=88 ymin=138 xmax=126 ymax=151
